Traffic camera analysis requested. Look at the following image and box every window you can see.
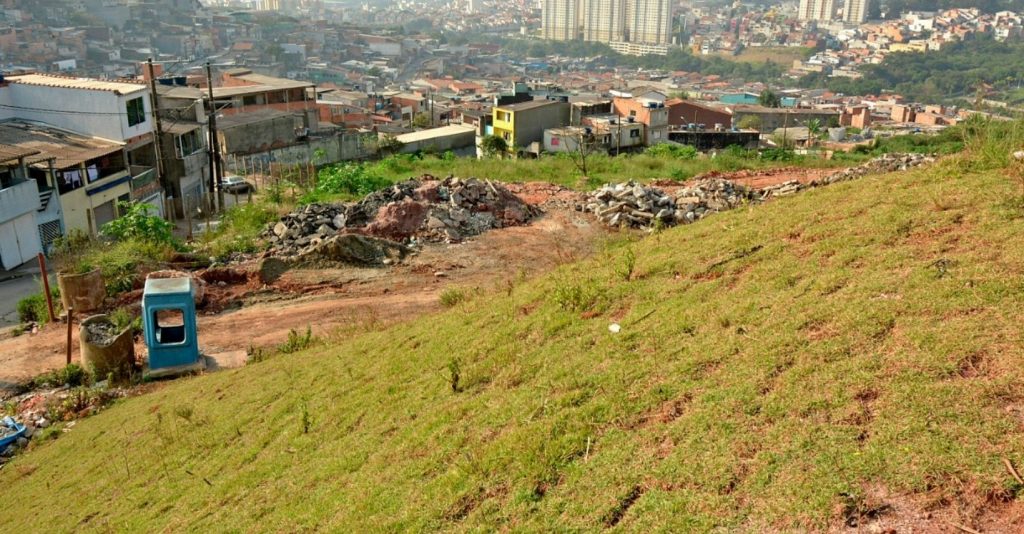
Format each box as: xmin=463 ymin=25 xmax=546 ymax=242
xmin=630 ymin=129 xmax=641 ymax=138
xmin=126 ymin=97 xmax=146 ymax=127
xmin=175 ymin=129 xmax=205 ymax=158
xmin=57 ymin=168 xmax=83 ymax=194
xmin=629 ymin=110 xmax=637 ymax=117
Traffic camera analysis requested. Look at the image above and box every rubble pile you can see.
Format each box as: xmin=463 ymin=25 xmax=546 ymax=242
xmin=580 ymin=182 xmax=677 ymax=228
xmin=583 ymin=153 xmax=936 ymax=229
xmin=673 ymin=179 xmax=757 ymax=214
xmin=580 ymin=179 xmax=757 ymax=229
xmin=815 ymin=152 xmax=935 ymax=185
xmin=264 ymin=176 xmax=540 ymax=259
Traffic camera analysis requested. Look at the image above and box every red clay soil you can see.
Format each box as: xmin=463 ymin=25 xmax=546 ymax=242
xmin=0 ymin=192 xmax=604 ymax=394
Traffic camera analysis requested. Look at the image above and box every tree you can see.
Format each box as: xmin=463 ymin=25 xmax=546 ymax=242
xmin=411 ymin=113 xmax=432 ymax=129
xmin=377 ymin=134 xmax=405 ymax=156
xmin=566 ymin=130 xmax=601 ymax=177
xmin=737 ymin=115 xmax=762 ymax=131
xmin=758 ymin=89 xmax=781 ymax=108
xmin=480 ymin=135 xmax=508 ymax=158
xmin=806 ymin=118 xmax=823 ymax=148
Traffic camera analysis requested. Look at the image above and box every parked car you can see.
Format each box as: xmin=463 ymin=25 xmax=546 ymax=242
xmin=220 ymin=175 xmax=254 ymax=193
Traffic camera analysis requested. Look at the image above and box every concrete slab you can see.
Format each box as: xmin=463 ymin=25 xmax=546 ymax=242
xmin=143 ymin=359 xmax=206 ymax=380
xmin=203 ymin=350 xmax=248 ymax=370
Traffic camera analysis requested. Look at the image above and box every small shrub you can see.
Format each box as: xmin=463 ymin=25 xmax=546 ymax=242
xmin=101 ymin=201 xmax=177 ymax=246
xmin=616 ymin=248 xmax=637 ymax=282
xmin=439 ymin=288 xmax=467 ymax=307
xmin=306 ymin=163 xmax=390 ymax=202
xmin=45 ymin=385 xmax=116 ymax=422
xmin=278 ymin=325 xmax=317 ymax=354
xmin=299 ymin=402 xmax=312 ymax=434
xmin=109 ymin=308 xmax=141 ymax=334
xmin=82 ymin=239 xmax=176 ymax=296
xmin=447 ymin=357 xmax=462 ymax=393
xmin=15 ymin=284 xmax=59 ymax=325
xmin=30 ymin=363 xmax=89 ymax=389
xmin=646 ymin=144 xmax=698 ymax=160
xmin=552 ymin=279 xmax=600 ymax=312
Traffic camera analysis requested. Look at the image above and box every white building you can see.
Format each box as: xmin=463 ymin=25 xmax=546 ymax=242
xmin=0 ymin=74 xmax=160 ymax=242
xmin=798 ymin=0 xmax=835 ymax=21
xmin=542 ymin=0 xmax=579 ymax=40
xmin=582 ymin=0 xmax=625 ymax=42
xmin=544 ymin=0 xmax=670 ymax=48
xmin=844 ymin=0 xmax=870 ymax=23
xmin=0 ymin=146 xmax=42 ymax=270
xmin=626 ymin=0 xmax=671 ymax=45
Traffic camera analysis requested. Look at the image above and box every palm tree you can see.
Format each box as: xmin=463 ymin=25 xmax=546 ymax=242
xmin=806 ymin=119 xmax=823 ymax=149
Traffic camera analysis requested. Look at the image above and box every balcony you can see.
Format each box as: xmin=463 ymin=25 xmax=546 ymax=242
xmin=130 ymin=166 xmax=157 ymax=189
xmin=0 ymin=179 xmax=42 ymax=224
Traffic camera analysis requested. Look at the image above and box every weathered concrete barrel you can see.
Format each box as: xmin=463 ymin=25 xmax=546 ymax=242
xmin=80 ymin=314 xmax=135 ymax=379
xmin=57 ymin=269 xmax=105 ymax=314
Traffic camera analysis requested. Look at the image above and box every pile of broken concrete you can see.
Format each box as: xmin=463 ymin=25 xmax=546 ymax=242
xmin=761 ymin=152 xmax=936 ymax=199
xmin=263 ymin=176 xmax=540 ymax=264
xmin=583 ymin=153 xmax=936 ymax=229
xmin=580 ymin=179 xmax=757 ymax=228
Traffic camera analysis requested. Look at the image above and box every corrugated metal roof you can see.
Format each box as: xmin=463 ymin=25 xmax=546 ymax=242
xmin=162 ymin=121 xmax=203 ymax=136
xmin=0 ymin=143 xmax=41 ymax=165
xmin=0 ymin=120 xmax=124 ymax=170
xmin=7 ymin=74 xmax=147 ymax=96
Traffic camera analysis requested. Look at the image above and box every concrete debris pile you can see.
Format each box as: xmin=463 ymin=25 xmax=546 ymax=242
xmin=814 ymin=152 xmax=935 ymax=185
xmin=264 ymin=176 xmax=540 ymax=259
xmin=673 ymin=179 xmax=757 ymax=215
xmin=580 ymin=182 xmax=677 ymax=228
xmin=580 ymin=179 xmax=756 ymax=229
xmin=583 ymin=153 xmax=935 ymax=229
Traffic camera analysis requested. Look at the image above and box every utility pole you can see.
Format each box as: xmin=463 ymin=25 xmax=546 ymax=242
xmin=205 ymin=61 xmax=223 ymax=212
xmin=146 ymin=59 xmax=166 ymax=191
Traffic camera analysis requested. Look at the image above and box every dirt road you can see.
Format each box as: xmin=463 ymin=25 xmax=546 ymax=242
xmin=0 ymin=204 xmax=603 ymax=395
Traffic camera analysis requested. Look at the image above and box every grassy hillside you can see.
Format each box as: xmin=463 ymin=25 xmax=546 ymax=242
xmin=4 ymin=137 xmax=1024 ymax=530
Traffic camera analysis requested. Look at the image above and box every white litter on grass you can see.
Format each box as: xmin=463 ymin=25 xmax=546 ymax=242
xmin=608 ymin=323 xmax=621 ymax=333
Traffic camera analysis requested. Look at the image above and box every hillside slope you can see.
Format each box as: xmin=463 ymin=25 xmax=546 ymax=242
xmin=4 ymin=155 xmax=1024 ymax=531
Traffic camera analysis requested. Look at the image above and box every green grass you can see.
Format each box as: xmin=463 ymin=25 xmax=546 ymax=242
xmin=4 ymin=124 xmax=1024 ymax=530
xmin=197 ymin=202 xmax=282 ymax=260
xmin=291 ymin=150 xmax=855 ymax=206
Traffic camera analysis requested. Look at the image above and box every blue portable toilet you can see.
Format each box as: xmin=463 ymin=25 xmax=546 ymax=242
xmin=142 ymin=277 xmax=204 ymax=378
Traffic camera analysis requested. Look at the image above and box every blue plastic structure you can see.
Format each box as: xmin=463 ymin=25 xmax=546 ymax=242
xmin=0 ymin=416 xmax=26 ymax=453
xmin=142 ymin=277 xmax=204 ymax=378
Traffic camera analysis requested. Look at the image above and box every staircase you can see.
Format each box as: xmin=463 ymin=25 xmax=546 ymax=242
xmin=38 ymin=189 xmax=53 ymax=212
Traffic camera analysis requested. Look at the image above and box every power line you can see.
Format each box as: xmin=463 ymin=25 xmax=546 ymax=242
xmin=0 ymin=102 xmax=197 ymax=117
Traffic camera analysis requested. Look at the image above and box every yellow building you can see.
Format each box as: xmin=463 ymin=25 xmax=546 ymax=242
xmin=492 ymin=100 xmax=571 ymax=155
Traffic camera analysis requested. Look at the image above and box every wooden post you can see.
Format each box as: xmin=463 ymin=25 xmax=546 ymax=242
xmin=37 ymin=253 xmax=56 ymax=323
xmin=66 ymin=307 xmax=73 ymax=365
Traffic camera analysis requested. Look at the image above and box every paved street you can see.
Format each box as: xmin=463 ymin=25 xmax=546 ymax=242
xmin=0 ymin=261 xmax=54 ymax=328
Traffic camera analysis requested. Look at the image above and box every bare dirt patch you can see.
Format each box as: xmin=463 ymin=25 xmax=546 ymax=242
xmin=0 ymin=192 xmax=605 ymax=396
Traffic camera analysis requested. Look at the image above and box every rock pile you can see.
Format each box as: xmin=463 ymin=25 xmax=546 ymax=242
xmin=264 ymin=176 xmax=540 ymax=259
xmin=583 ymin=153 xmax=935 ymax=229
xmin=580 ymin=179 xmax=757 ymax=228
xmin=811 ymin=152 xmax=934 ymax=186
xmin=580 ymin=182 xmax=677 ymax=228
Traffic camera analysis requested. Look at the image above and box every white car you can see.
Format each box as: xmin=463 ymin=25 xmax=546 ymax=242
xmin=220 ymin=175 xmax=254 ymax=193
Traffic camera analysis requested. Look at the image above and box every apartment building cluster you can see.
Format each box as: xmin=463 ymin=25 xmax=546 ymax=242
xmin=798 ymin=0 xmax=871 ymax=24
xmin=542 ymin=0 xmax=673 ymax=55
xmin=792 ymin=8 xmax=1024 ymax=79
